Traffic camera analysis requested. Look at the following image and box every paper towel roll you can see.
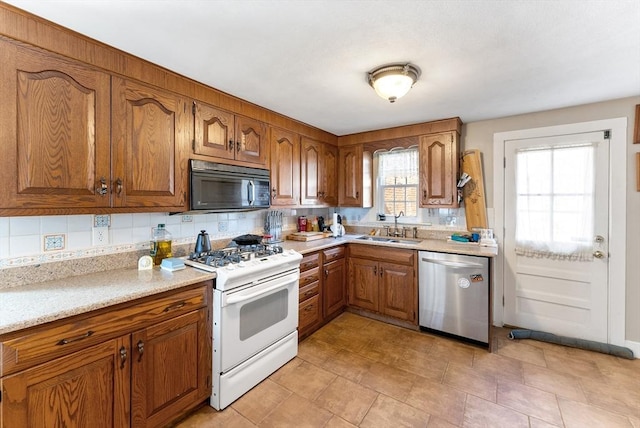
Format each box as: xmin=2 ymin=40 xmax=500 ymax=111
xmin=332 ymin=213 xmax=339 ymax=237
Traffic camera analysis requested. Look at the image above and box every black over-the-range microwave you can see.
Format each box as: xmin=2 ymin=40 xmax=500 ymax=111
xmin=190 ymin=160 xmax=270 ymax=211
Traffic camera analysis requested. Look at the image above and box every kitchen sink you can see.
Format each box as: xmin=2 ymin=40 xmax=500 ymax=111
xmin=355 ymin=236 xmax=421 ymax=245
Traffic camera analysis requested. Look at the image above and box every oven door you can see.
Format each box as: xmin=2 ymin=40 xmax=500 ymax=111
xmin=215 ymin=269 xmax=299 ymax=372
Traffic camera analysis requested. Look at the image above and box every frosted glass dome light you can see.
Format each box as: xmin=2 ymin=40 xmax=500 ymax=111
xmin=368 ymin=63 xmax=420 ymax=103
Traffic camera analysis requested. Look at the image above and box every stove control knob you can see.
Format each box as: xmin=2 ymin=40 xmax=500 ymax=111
xmin=226 ymin=264 xmax=236 ymax=271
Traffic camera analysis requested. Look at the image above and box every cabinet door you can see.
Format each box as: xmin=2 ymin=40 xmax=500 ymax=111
xmin=270 ymin=127 xmax=300 ymax=206
xmin=323 ymin=257 xmax=346 ymax=319
xmin=131 ymin=309 xmax=210 ymax=428
xmin=380 ymin=262 xmax=416 ymax=322
xmin=235 ymin=115 xmax=268 ymax=166
xmin=299 ymin=294 xmax=321 ymax=337
xmin=300 ymin=137 xmax=322 ymax=205
xmin=419 ymin=132 xmax=459 ymax=208
xmin=348 ymin=257 xmax=379 ymax=312
xmin=321 ymin=143 xmax=339 ymax=206
xmin=338 ymin=145 xmax=363 ymax=206
xmin=0 ymin=40 xmax=111 ymax=210
xmin=112 ymin=77 xmax=189 ymax=210
xmin=1 ymin=337 xmax=130 ymax=428
xmin=193 ymin=101 xmax=235 ymax=160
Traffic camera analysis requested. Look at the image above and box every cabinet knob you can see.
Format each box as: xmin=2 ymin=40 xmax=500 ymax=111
xmin=236 ymin=141 xmax=241 ymax=152
xmin=423 ymin=190 xmax=427 ymax=199
xmin=228 ymin=140 xmax=234 ymax=151
xmin=115 ymin=178 xmax=123 ymax=197
xmin=272 ymin=188 xmax=277 ymax=199
xmin=373 ymin=266 xmax=377 ymax=275
xmin=137 ymin=340 xmax=144 ymax=362
xmin=96 ymin=177 xmax=108 ymax=196
xmin=324 ymin=269 xmax=329 ymax=278
xmin=356 ymin=191 xmax=359 ymax=199
xmin=119 ymin=346 xmax=127 ymax=369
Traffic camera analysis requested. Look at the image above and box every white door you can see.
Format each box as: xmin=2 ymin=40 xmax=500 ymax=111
xmin=503 ymin=131 xmax=610 ymax=342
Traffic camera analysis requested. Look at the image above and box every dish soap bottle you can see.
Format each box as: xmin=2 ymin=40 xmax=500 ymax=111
xmin=151 ymin=224 xmax=172 ymax=265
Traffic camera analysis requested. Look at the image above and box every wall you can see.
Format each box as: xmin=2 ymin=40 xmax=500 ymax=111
xmin=461 ymin=95 xmax=640 ymax=342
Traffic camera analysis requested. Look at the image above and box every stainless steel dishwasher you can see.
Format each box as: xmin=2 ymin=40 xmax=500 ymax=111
xmin=418 ymin=251 xmax=489 ymax=344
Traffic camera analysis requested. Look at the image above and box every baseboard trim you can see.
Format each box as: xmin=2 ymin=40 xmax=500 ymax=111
xmin=625 ymin=339 xmax=640 ymax=359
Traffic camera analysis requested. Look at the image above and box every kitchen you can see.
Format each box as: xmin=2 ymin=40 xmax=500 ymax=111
xmin=1 ymin=1 xmax=639 ymax=427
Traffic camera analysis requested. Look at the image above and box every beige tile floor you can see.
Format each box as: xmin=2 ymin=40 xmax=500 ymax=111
xmin=176 ymin=313 xmax=640 ymax=427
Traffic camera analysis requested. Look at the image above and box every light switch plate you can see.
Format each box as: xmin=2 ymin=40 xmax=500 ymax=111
xmin=92 ymin=226 xmax=109 ymax=246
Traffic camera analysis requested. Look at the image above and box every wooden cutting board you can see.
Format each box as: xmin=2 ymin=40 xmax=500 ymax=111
xmin=286 ymin=232 xmax=333 ymax=241
xmin=461 ymin=149 xmax=488 ymax=230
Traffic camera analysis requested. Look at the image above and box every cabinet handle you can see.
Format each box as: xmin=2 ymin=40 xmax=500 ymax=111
xmin=324 ymin=269 xmax=329 ymax=278
xmin=272 ymin=187 xmax=277 ymax=199
xmin=57 ymin=330 xmax=94 ymax=346
xmin=304 ymin=305 xmax=315 ymax=312
xmin=137 ymin=340 xmax=144 ymax=362
xmin=115 ymin=178 xmax=123 ymax=196
xmin=423 ymin=190 xmax=427 ymax=199
xmin=96 ymin=177 xmax=108 ymax=196
xmin=236 ymin=141 xmax=241 ymax=152
xmin=228 ymin=140 xmax=234 ymax=151
xmin=373 ymin=266 xmax=377 ymax=275
xmin=163 ymin=301 xmax=186 ymax=312
xmin=119 ymin=346 xmax=127 ymax=369
xmin=356 ymin=191 xmax=359 ymax=198
xmin=380 ymin=267 xmax=383 ymax=277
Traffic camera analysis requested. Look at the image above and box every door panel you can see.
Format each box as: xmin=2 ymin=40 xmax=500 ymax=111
xmin=503 ymin=131 xmax=609 ymax=342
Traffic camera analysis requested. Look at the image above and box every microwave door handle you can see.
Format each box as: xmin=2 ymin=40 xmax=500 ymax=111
xmin=247 ymin=180 xmax=255 ymax=205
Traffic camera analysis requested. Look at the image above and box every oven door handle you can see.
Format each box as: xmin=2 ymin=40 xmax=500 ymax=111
xmin=224 ymin=279 xmax=293 ymax=306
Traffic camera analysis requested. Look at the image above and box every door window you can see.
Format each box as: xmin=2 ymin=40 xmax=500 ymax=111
xmin=515 ymin=142 xmax=596 ymax=260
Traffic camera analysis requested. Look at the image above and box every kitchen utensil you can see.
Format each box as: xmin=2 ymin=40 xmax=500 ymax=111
xmin=232 ymin=234 xmax=263 ymax=245
xmin=195 ymin=230 xmax=212 ymax=253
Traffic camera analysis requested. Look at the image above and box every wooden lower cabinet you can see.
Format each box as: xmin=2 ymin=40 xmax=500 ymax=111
xmin=0 ymin=282 xmax=212 ymax=428
xmin=323 ymin=257 xmax=346 ymax=320
xmin=298 ymin=247 xmax=347 ymax=340
xmin=1 ymin=337 xmax=130 ymax=428
xmin=131 ymin=308 xmax=210 ymax=427
xmin=347 ymin=245 xmax=417 ymax=324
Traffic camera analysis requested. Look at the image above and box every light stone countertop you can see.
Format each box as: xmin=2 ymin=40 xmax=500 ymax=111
xmin=280 ymin=234 xmax=498 ymax=258
xmin=0 ymin=267 xmax=214 ymax=336
xmin=0 ymin=234 xmax=495 ymax=336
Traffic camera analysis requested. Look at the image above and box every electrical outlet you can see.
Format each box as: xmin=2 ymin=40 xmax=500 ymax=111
xmin=92 ymin=226 xmax=109 ymax=246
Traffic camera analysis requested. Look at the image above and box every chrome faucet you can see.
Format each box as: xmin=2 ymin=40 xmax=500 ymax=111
xmin=393 ymin=211 xmax=404 ymax=237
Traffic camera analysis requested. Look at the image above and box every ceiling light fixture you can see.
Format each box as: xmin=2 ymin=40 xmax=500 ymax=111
xmin=368 ymin=63 xmax=421 ymax=103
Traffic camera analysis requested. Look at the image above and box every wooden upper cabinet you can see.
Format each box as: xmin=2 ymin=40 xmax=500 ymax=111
xmin=193 ymin=101 xmax=268 ymax=167
xmin=419 ymin=131 xmax=460 ymax=208
xmin=112 ymin=77 xmax=189 ymax=210
xmin=321 ymin=144 xmax=339 ymax=206
xmin=0 ymin=39 xmax=111 ymax=210
xmin=193 ymin=102 xmax=235 ymax=160
xmin=270 ymin=127 xmax=300 ymax=206
xmin=301 ymin=137 xmax=338 ymax=206
xmin=338 ymin=145 xmax=372 ymax=207
xmin=236 ymin=115 xmax=268 ymax=165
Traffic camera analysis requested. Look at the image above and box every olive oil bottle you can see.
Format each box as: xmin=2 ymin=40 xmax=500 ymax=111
xmin=150 ymin=224 xmax=172 ymax=265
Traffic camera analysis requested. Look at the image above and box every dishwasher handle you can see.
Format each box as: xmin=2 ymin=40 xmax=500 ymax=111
xmin=421 ymin=257 xmax=485 ymax=269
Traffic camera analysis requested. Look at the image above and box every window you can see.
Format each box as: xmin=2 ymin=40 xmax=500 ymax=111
xmin=376 ymin=148 xmax=418 ymax=217
xmin=515 ymin=142 xmax=595 ymax=260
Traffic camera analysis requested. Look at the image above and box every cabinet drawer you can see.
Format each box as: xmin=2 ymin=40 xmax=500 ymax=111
xmin=1 ymin=284 xmax=209 ymax=376
xmin=299 ymin=266 xmax=320 ymax=287
xmin=300 ymin=252 xmax=320 ymax=271
xmin=299 ymin=295 xmax=320 ymax=331
xmin=348 ymin=244 xmax=415 ymax=266
xmin=299 ymin=282 xmax=319 ymax=302
xmin=323 ymin=246 xmax=345 ymax=263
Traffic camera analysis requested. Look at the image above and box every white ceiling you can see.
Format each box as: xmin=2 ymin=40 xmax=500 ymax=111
xmin=5 ymin=0 xmax=640 ymax=136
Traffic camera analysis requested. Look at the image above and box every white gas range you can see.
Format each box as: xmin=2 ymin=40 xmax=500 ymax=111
xmin=184 ymin=243 xmax=302 ymax=410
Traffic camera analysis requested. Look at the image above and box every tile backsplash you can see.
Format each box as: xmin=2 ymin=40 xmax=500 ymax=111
xmin=0 ymin=211 xmax=267 ymax=268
